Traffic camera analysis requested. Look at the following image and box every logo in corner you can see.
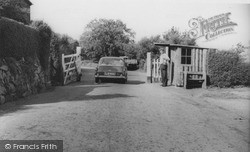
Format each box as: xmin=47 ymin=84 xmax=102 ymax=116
xmin=188 ymin=12 xmax=238 ymax=41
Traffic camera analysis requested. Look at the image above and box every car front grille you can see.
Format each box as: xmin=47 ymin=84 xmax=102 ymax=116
xmin=116 ymin=72 xmax=124 ymax=76
xmin=98 ymin=72 xmax=104 ymax=75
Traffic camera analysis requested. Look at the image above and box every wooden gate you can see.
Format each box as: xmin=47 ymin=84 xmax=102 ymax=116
xmin=146 ymin=52 xmax=163 ymax=83
xmin=152 ymin=59 xmax=161 ymax=82
xmin=62 ymin=47 xmax=82 ymax=85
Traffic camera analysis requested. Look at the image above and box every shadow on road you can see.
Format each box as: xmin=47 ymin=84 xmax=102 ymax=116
xmin=96 ymin=79 xmax=145 ymax=85
xmin=0 ymin=68 xmax=142 ymax=117
xmin=0 ymin=84 xmax=134 ymax=117
xmin=126 ymin=80 xmax=145 ymax=85
xmin=72 ymin=93 xmax=134 ymax=101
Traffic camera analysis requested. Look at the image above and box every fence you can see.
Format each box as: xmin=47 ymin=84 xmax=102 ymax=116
xmin=152 ymin=59 xmax=161 ymax=82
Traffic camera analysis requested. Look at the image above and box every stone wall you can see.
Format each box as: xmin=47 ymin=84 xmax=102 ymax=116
xmin=0 ymin=17 xmax=51 ymax=105
xmin=0 ymin=57 xmax=46 ymax=105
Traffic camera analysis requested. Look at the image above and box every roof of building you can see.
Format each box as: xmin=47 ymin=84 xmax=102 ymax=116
xmin=24 ymin=0 xmax=32 ymax=6
xmin=154 ymin=43 xmax=216 ymax=50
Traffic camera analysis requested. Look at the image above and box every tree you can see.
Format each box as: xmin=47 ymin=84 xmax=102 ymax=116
xmin=80 ymin=19 xmax=135 ymax=60
xmin=137 ymin=35 xmax=164 ymax=60
xmin=49 ymin=33 xmax=79 ymax=85
xmin=123 ymin=43 xmax=140 ymax=59
xmin=162 ymin=27 xmax=196 ymax=45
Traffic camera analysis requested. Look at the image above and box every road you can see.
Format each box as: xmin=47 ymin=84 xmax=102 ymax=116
xmin=0 ymin=68 xmax=249 ymax=152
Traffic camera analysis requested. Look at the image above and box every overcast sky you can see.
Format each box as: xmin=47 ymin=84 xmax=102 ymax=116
xmin=30 ymin=0 xmax=250 ymax=50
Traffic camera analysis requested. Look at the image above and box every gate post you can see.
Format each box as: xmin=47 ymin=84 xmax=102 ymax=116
xmin=202 ymin=49 xmax=207 ymax=89
xmin=61 ymin=53 xmax=65 ymax=86
xmin=76 ymin=47 xmax=82 ymax=74
xmin=146 ymin=52 xmax=152 ymax=83
xmin=76 ymin=46 xmax=81 ymax=55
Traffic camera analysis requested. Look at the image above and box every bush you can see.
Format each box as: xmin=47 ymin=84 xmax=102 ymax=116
xmin=0 ymin=17 xmax=40 ymax=59
xmin=30 ymin=20 xmax=52 ymax=70
xmin=49 ymin=33 xmax=63 ymax=85
xmin=49 ymin=33 xmax=79 ymax=85
xmin=208 ymin=47 xmax=250 ymax=88
xmin=0 ymin=5 xmax=30 ymax=24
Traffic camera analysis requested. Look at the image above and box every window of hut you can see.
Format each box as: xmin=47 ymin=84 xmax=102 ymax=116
xmin=181 ymin=48 xmax=191 ymax=64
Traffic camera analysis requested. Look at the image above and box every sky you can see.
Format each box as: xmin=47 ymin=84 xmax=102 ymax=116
xmin=30 ymin=0 xmax=250 ymax=50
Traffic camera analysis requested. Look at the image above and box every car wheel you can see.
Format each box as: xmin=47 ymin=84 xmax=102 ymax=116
xmin=95 ymin=78 xmax=100 ymax=83
xmin=77 ymin=73 xmax=82 ymax=82
xmin=121 ymin=79 xmax=126 ymax=84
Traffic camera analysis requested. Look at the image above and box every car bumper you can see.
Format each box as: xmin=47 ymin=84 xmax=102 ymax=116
xmin=95 ymin=75 xmax=126 ymax=79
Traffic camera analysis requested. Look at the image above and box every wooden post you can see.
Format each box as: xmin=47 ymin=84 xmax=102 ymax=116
xmin=184 ymin=69 xmax=187 ymax=89
xmin=153 ymin=59 xmax=155 ymax=82
xmin=146 ymin=52 xmax=152 ymax=83
xmin=165 ymin=46 xmax=169 ymax=57
xmin=173 ymin=47 xmax=181 ymax=86
xmin=61 ymin=54 xmax=65 ymax=85
xmin=193 ymin=49 xmax=196 ymax=72
xmin=199 ymin=49 xmax=202 ymax=72
xmin=195 ymin=49 xmax=199 ymax=73
xmin=168 ymin=46 xmax=172 ymax=86
xmin=159 ymin=59 xmax=162 ymax=82
xmin=202 ymin=49 xmax=207 ymax=89
xmin=155 ymin=59 xmax=157 ymax=82
xmin=76 ymin=46 xmax=81 ymax=55
xmin=156 ymin=59 xmax=160 ymax=82
xmin=76 ymin=47 xmax=82 ymax=74
xmin=192 ymin=48 xmax=195 ymax=72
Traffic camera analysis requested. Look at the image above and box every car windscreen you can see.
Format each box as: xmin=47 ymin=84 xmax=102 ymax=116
xmin=99 ymin=58 xmax=124 ymax=66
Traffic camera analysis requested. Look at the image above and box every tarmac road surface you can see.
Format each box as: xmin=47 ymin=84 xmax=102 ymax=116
xmin=0 ymin=68 xmax=249 ymax=152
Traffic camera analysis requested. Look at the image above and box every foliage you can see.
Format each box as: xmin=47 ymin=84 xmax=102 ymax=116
xmin=30 ymin=21 xmax=79 ymax=85
xmin=162 ymin=27 xmax=196 ymax=45
xmin=30 ymin=20 xmax=52 ymax=41
xmin=80 ymin=19 xmax=135 ymax=60
xmin=58 ymin=35 xmax=78 ymax=55
xmin=30 ymin=20 xmax=52 ymax=70
xmin=136 ymin=27 xmax=196 ymax=61
xmin=0 ymin=5 xmax=29 ymax=24
xmin=49 ymin=33 xmax=62 ymax=85
xmin=49 ymin=33 xmax=79 ymax=85
xmin=137 ymin=35 xmax=164 ymax=60
xmin=123 ymin=43 xmax=140 ymax=59
xmin=208 ymin=44 xmax=250 ymax=88
xmin=136 ymin=27 xmax=196 ymax=70
xmin=0 ymin=17 xmax=40 ymax=59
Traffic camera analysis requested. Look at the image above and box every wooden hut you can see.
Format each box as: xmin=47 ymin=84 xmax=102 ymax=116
xmin=148 ymin=43 xmax=215 ymax=89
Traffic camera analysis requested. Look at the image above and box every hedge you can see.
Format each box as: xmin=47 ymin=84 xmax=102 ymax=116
xmin=208 ymin=49 xmax=250 ymax=88
xmin=0 ymin=17 xmax=40 ymax=59
xmin=0 ymin=17 xmax=78 ymax=86
xmin=0 ymin=5 xmax=30 ymax=24
xmin=0 ymin=18 xmax=52 ymax=72
xmin=30 ymin=20 xmax=52 ymax=70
